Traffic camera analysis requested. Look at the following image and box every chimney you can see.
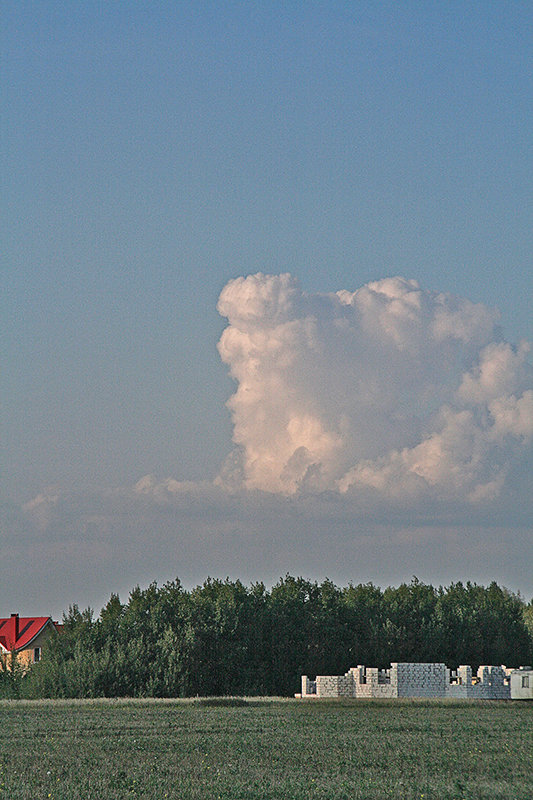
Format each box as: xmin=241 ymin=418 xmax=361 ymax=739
xmin=10 ymin=613 xmax=19 ymax=642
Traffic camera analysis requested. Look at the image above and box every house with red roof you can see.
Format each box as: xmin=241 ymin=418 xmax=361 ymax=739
xmin=0 ymin=614 xmax=61 ymax=670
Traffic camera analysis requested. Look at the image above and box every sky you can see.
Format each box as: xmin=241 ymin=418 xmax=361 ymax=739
xmin=2 ymin=2 xmax=532 ymax=618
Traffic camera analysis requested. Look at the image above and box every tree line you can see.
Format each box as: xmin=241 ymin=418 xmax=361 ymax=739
xmin=2 ymin=577 xmax=532 ymax=698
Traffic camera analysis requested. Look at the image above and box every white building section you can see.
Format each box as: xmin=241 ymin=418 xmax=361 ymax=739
xmin=298 ymin=663 xmax=533 ymax=700
xmin=509 ymin=667 xmax=533 ymax=700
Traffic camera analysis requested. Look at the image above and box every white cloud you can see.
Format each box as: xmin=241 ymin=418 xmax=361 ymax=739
xmin=217 ymin=273 xmax=532 ymax=503
xmin=488 ymin=390 xmax=533 ymax=441
xmin=22 ymin=490 xmax=60 ymax=531
xmin=457 ymin=341 xmax=531 ymax=405
xmin=10 ymin=273 xmax=533 ymax=614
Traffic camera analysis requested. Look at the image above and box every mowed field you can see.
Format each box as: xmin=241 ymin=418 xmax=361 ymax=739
xmin=0 ymin=698 xmax=531 ymax=800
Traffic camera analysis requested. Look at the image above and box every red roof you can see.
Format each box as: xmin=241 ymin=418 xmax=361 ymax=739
xmin=0 ymin=615 xmax=59 ymax=652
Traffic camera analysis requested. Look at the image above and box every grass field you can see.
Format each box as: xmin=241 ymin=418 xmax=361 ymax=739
xmin=0 ymin=698 xmax=531 ymax=799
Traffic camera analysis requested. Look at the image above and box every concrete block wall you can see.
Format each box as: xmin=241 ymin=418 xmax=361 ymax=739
xmin=351 ymin=681 xmax=373 ymax=698
xmin=366 ymin=683 xmax=397 ymax=698
xmin=446 ymin=670 xmax=464 ymax=697
xmin=446 ymin=683 xmax=469 ymax=698
xmin=316 ymin=673 xmax=354 ymax=697
xmin=478 ymin=665 xmax=506 ymax=685
xmin=365 ymin=667 xmax=380 ymax=687
xmin=445 ymin=665 xmax=511 ymax=698
xmin=348 ymin=666 xmax=366 ymax=685
xmin=350 ymin=664 xmax=397 ymax=697
xmin=470 ymin=666 xmax=510 ymax=699
xmin=395 ymin=662 xmax=447 ymax=698
xmin=458 ymin=665 xmax=473 ymax=686
xmin=301 ymin=675 xmax=317 ymax=696
xmin=445 ymin=665 xmax=473 ymax=697
xmin=302 ymin=661 xmax=512 ymax=700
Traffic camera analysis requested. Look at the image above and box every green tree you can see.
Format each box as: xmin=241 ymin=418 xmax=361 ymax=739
xmin=382 ymin=578 xmax=439 ymax=663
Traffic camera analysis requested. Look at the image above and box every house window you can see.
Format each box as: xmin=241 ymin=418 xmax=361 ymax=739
xmin=33 ymin=647 xmax=41 ymax=663
xmin=522 ymin=675 xmax=530 ymax=689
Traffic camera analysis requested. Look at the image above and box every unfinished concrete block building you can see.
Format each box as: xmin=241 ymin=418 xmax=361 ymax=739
xmin=299 ymin=662 xmax=532 ymax=700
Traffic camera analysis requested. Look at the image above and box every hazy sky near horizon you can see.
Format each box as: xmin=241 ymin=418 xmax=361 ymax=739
xmin=3 ymin=2 xmax=532 ymax=617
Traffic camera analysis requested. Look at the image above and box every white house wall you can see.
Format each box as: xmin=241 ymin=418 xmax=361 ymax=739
xmin=510 ymin=669 xmax=533 ymax=700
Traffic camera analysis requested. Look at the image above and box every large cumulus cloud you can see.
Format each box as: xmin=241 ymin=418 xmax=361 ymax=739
xmin=11 ymin=273 xmax=533 ymax=613
xmin=217 ymin=273 xmax=532 ymax=501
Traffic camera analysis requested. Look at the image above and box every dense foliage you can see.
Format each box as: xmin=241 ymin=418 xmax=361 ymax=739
xmin=3 ymin=577 xmax=532 ymax=698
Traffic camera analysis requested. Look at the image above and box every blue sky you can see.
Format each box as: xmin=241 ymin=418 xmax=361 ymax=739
xmin=3 ymin=2 xmax=532 ymax=615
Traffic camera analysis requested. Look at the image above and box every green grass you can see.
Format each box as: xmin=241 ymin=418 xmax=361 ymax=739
xmin=0 ymin=698 xmax=531 ymax=799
